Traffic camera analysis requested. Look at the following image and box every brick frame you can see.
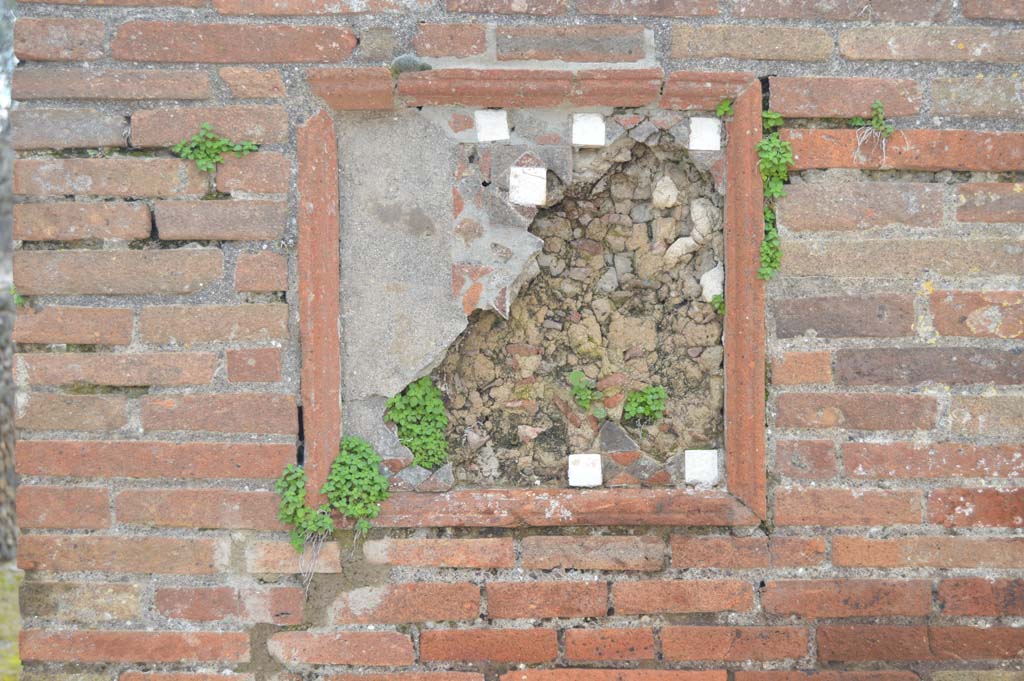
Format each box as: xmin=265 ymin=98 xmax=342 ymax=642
xmin=300 ymin=74 xmax=767 ymax=526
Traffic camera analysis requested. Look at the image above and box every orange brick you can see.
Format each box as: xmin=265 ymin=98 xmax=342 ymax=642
xmin=773 ymin=351 xmax=831 ymax=385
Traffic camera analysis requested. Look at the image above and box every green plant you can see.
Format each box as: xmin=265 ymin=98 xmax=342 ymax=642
xmin=322 ymin=436 xmax=391 ymax=535
xmin=8 ymin=285 xmax=25 ymax=307
xmin=623 ymin=386 xmax=667 ymax=424
xmin=568 ymin=370 xmax=607 ymax=419
xmin=385 ymin=376 xmax=449 ymax=470
xmin=755 ymin=116 xmax=794 ymax=280
xmin=759 ymin=206 xmax=782 ymax=280
xmin=850 ymin=100 xmax=894 ymax=138
xmin=171 ymin=123 xmax=258 ymax=173
xmin=710 ymin=293 xmax=725 ymax=315
xmin=762 ymin=110 xmax=784 ymax=131
xmin=716 ymin=98 xmax=734 ymax=118
xmin=275 ymin=464 xmax=335 ymax=553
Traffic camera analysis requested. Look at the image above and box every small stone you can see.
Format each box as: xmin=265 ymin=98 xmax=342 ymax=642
xmin=465 ymin=428 xmax=489 ymax=451
xmin=597 ymin=421 xmax=640 ymax=454
xmin=417 ymin=463 xmax=454 ymax=492
xmin=518 ymin=424 xmax=546 ymax=444
xmin=568 ymin=453 xmax=603 ymax=487
xmin=690 ymin=197 xmax=720 ymax=245
xmin=393 ymin=465 xmax=431 ymax=489
xmin=653 ymin=217 xmax=677 ymax=243
xmin=664 ymin=236 xmax=699 ymax=267
xmin=509 ymin=166 xmax=547 ymax=206
xmin=652 ymin=176 xmax=679 ymax=209
xmin=699 ymin=261 xmax=724 ymax=302
xmin=596 ymin=268 xmax=618 ymax=293
xmin=684 ymin=449 xmax=720 ymax=485
xmin=628 ymin=119 xmax=659 ymax=143
xmin=390 ymin=53 xmax=431 ymax=74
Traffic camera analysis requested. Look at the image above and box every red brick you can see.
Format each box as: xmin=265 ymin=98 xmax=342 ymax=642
xmin=571 ymin=69 xmax=663 ymax=107
xmin=487 ymin=582 xmax=606 ymax=619
xmin=776 ymin=393 xmax=937 ymax=431
xmin=841 ymin=26 xmax=1024 ymax=62
xmin=362 ymin=537 xmax=514 ymax=568
xmin=413 ymin=24 xmax=486 ymax=58
xmin=659 ymin=71 xmax=752 ymax=111
xmin=18 ymin=352 xmax=216 ymax=387
xmin=21 ymin=630 xmax=249 ymax=663
xmin=13 ymin=306 xmax=133 ymax=345
xmin=329 ymin=676 xmax=483 ymax=681
xmin=577 ymin=0 xmax=715 ymax=15
xmin=835 ymin=348 xmax=1024 ymax=386
xmin=939 ymin=578 xmax=1024 ymax=616
xmin=662 ymin=627 xmax=808 ymax=661
xmin=19 ymin=581 xmax=140 ymax=623
xmin=958 ymin=182 xmax=1024 ymax=222
xmin=772 ymin=351 xmax=831 ymax=386
xmin=844 ymin=442 xmax=1024 ymax=479
xmin=235 ymin=252 xmax=288 ymax=293
xmin=446 ymin=0 xmax=565 ymax=13
xmin=132 ymin=105 xmax=288 ymax=147
xmin=141 ymin=393 xmax=298 ymax=434
xmin=932 ymin=76 xmax=1023 ymax=117
xmin=15 ymin=440 xmax=295 ymax=480
xmin=951 ymin=396 xmax=1024 ymax=437
xmin=784 ymin=128 xmax=1024 ymax=172
xmin=216 ymin=152 xmax=290 ymax=194
xmin=818 ymin=625 xmax=931 ymax=662
xmin=18 ymin=535 xmax=227 ymax=574
xmin=16 ymin=485 xmax=109 ymax=529
xmin=307 ymin=68 xmax=395 ymax=111
xmin=211 ymin=0 xmax=369 ymax=12
xmin=770 ymin=77 xmax=920 ymax=118
xmin=15 ymin=158 xmax=208 ymax=198
xmin=671 ymin=535 xmax=825 ymax=568
xmin=15 ymin=249 xmax=222 ymax=296
xmin=15 ymin=202 xmax=150 ymax=242
xmin=833 ymin=536 xmax=1024 ymax=568
xmin=227 ymin=348 xmax=282 ymax=383
xmin=140 ymin=304 xmax=287 ymax=344
xmin=496 ymin=26 xmax=644 ymax=62
xmin=332 ymin=583 xmax=480 ymax=624
xmin=782 ymin=238 xmax=1023 ymax=278
xmin=964 ymin=0 xmax=1023 ymax=18
xmin=113 ymin=22 xmax=356 ymax=62
xmin=505 ymin=674 xmax=725 ymax=681
xmin=420 ymin=629 xmax=557 ymax=663
xmin=735 ymin=674 xmax=917 ymax=681
xmin=932 ymin=291 xmax=1024 ymax=340
xmin=522 ymin=535 xmax=663 ymax=571
xmin=735 ymin=0 xmax=947 ymax=20
xmin=775 ymin=487 xmax=922 ymax=526
xmin=16 ymin=393 xmax=128 ymax=432
xmin=220 ymin=67 xmax=286 ymax=98
xmin=565 ymin=628 xmax=655 ymax=661
xmin=612 ymin=580 xmax=752 ymax=615
xmin=930 ymin=626 xmax=1024 ymax=660
xmin=156 ymin=586 xmax=303 ymax=624
xmin=763 ymin=580 xmax=932 ymax=618
xmin=268 ymin=631 xmax=414 ymax=666
xmin=20 ymin=0 xmax=204 ymax=4
xmin=398 ymin=69 xmax=573 ymax=107
xmin=155 ymin=200 xmax=286 ymax=241
xmin=246 ymin=540 xmax=342 ymax=574
xmin=775 ymin=440 xmax=837 ymax=480
xmin=15 ymin=18 xmax=105 ymax=61
xmin=14 ymin=68 xmax=211 ymax=100
xmin=12 ymin=109 xmax=127 ymax=150
xmin=778 ymin=181 xmax=944 ymax=232
xmin=928 ymin=488 xmax=1024 ymax=528
xmin=672 ymin=25 xmax=832 ymax=61
xmin=116 ymin=488 xmax=283 ymax=530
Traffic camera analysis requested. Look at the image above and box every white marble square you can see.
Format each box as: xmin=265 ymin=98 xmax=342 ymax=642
xmin=689 ymin=117 xmax=722 ymax=151
xmin=684 ymin=449 xmax=720 ymax=486
xmin=572 ymin=113 xmax=606 ymax=147
xmin=474 ymin=109 xmax=510 ymax=143
xmin=509 ymin=166 xmax=547 ymax=206
xmin=568 ymin=453 xmax=603 ymax=487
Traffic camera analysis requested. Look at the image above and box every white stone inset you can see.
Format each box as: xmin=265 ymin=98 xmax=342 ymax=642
xmin=509 ymin=166 xmax=547 ymax=206
xmin=568 ymin=453 xmax=603 ymax=487
xmin=689 ymin=117 xmax=722 ymax=151
xmin=572 ymin=113 xmax=606 ymax=147
xmin=474 ymin=109 xmax=510 ymax=143
xmin=699 ymin=261 xmax=724 ymax=302
xmin=684 ymin=449 xmax=720 ymax=486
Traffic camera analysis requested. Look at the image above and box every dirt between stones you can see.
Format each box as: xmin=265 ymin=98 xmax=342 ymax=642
xmin=433 ymin=137 xmax=725 ymax=487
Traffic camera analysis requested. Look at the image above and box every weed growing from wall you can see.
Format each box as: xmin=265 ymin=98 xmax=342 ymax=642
xmin=755 ymin=110 xmax=794 ymax=280
xmin=568 ymin=370 xmax=608 ymax=418
xmin=275 ymin=464 xmax=335 ymax=552
xmin=710 ymin=293 xmax=725 ymax=316
xmin=850 ymin=100 xmax=901 ymax=164
xmin=623 ymin=386 xmax=668 ymax=425
xmin=172 ymin=123 xmax=258 ymax=173
xmin=8 ymin=286 xmax=24 ymax=307
xmin=716 ymin=99 xmax=734 ymax=118
xmin=386 ymin=376 xmax=449 ymax=470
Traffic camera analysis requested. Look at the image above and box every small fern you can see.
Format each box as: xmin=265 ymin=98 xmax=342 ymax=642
xmin=385 ymin=377 xmax=449 ymax=470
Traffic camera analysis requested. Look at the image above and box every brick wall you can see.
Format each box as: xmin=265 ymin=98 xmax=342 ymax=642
xmin=9 ymin=1 xmax=1024 ymax=680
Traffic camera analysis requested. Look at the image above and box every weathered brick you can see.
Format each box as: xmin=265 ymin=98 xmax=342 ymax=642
xmin=778 ymin=181 xmax=944 ymax=231
xmin=216 ymin=152 xmax=290 ymax=194
xmin=18 ymin=352 xmax=217 ymax=387
xmin=770 ymin=77 xmax=920 ymax=118
xmin=958 ymin=182 xmax=1024 ymax=222
xmin=235 ymin=252 xmax=288 ymax=292
xmin=140 ymin=304 xmax=288 ymax=344
xmin=612 ymin=580 xmax=752 ymax=615
xmin=18 ymin=535 xmax=228 ymax=574
xmin=14 ymin=202 xmax=150 ymax=241
xmin=20 ymin=630 xmax=249 ymax=663
xmin=211 ymin=0 xmax=369 ymax=12
xmin=307 ymin=68 xmax=395 ymax=111
xmin=446 ymin=0 xmax=566 ymax=14
xmin=486 ymin=581 xmax=606 ymax=619
xmin=413 ymin=24 xmax=487 ymax=58
xmin=132 ymin=106 xmax=288 ymax=147
xmin=19 ymin=581 xmax=140 ymax=624
xmin=332 ymin=583 xmax=480 ymax=623
xmin=15 ymin=440 xmax=295 ymax=480
xmin=930 ymin=626 xmax=1024 ymax=660
xmin=661 ymin=627 xmax=808 ymax=661
xmin=14 ymin=68 xmax=211 ymax=101
xmin=14 ymin=250 xmax=223 ymax=296
xmin=844 ymin=442 xmax=1024 ymax=479
xmin=141 ymin=393 xmax=298 ymax=434
xmin=521 ymin=535 xmax=664 ymax=571
xmin=659 ymin=71 xmax=753 ymax=111
xmin=577 ymin=0 xmax=716 ymax=15
xmin=775 ymin=487 xmax=922 ymax=526
xmin=932 ymin=290 xmax=1023 ymax=339
xmin=16 ymin=486 xmax=110 ymax=529
xmin=12 ymin=109 xmax=127 ymax=150
xmin=939 ymin=578 xmax=1024 ymax=616
xmin=565 ymin=628 xmax=655 ymax=661
xmin=836 ymin=348 xmax=1024 ymax=386
xmin=735 ymin=673 xmax=917 ymax=681
xmin=398 ymin=69 xmax=573 ymax=107
xmin=504 ymin=673 xmax=726 ymax=681
xmin=951 ymin=396 xmax=1024 ymax=437
xmin=116 ymin=488 xmax=283 ymax=529
xmin=15 ymin=18 xmax=105 ymax=61
xmin=840 ymin=26 xmax=1024 ymax=62
xmin=497 ymin=26 xmax=645 ymax=62
xmin=834 ymin=536 xmax=1024 ymax=568
xmin=16 ymin=393 xmax=128 ymax=432
xmin=763 ymin=580 xmax=932 ymax=618
xmin=932 ymin=77 xmax=1023 ymax=117
xmin=772 ymin=351 xmax=831 ymax=386
xmin=570 ymin=69 xmax=663 ymax=107
xmin=15 ymin=158 xmax=208 ymax=198
xmin=776 ymin=393 xmax=937 ymax=431
xmin=775 ymin=440 xmax=837 ymax=480
xmin=420 ymin=629 xmax=558 ymax=663
xmin=928 ymin=488 xmax=1024 ymax=528
xmin=219 ymin=67 xmax=286 ymax=98
xmin=112 ymin=22 xmax=357 ymax=63
xmin=268 ymin=631 xmax=414 ymax=666
xmin=672 ymin=25 xmax=832 ymax=61
xmin=671 ymin=535 xmax=825 ymax=568
xmin=246 ymin=540 xmax=342 ymax=574
xmin=155 ymin=586 xmax=303 ymax=624
xmin=13 ymin=306 xmax=133 ymax=345
xmin=155 ymin=200 xmax=286 ymax=240
xmin=362 ymin=537 xmax=515 ymax=568
xmin=818 ymin=625 xmax=930 ymax=662
xmin=963 ymin=0 xmax=1023 ymax=20
xmin=20 ymin=0 xmax=205 ymax=4
xmin=328 ymin=675 xmax=484 ymax=681
xmin=227 ymin=348 xmax=282 ymax=383
xmin=121 ymin=674 xmax=255 ymax=681
xmin=932 ymin=674 xmax=1024 ymax=681
xmin=781 ymin=239 xmax=1023 ymax=278
xmin=736 ymin=0 xmax=947 ymax=19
